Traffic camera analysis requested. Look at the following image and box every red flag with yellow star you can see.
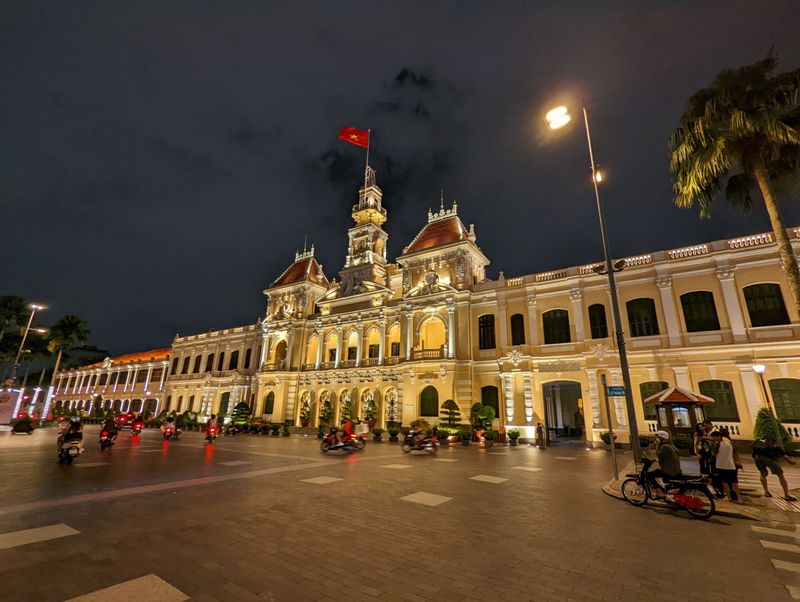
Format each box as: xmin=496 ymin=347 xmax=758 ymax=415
xmin=338 ymin=127 xmax=369 ymax=148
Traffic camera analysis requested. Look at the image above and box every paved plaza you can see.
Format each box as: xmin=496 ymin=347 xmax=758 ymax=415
xmin=0 ymin=427 xmax=799 ymax=601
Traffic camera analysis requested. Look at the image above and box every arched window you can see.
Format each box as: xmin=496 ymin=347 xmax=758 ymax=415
xmin=187 ymin=395 xmax=195 ymax=412
xmin=478 ymin=314 xmax=496 ymax=350
xmin=217 ymin=352 xmax=225 ymax=372
xmin=205 ymin=354 xmax=214 ymax=373
xmin=192 ymin=355 xmax=202 ymax=373
xmin=588 ymin=304 xmax=608 ymax=339
xmin=219 ymin=392 xmax=231 ymax=415
xmin=639 ymin=381 xmax=669 ymax=420
xmin=542 ymin=309 xmax=571 ymax=344
xmin=680 ymin=291 xmax=720 ymax=332
xmin=481 ymin=385 xmax=500 ymax=418
xmin=698 ymin=380 xmax=739 ymax=422
xmin=510 ymin=314 xmax=525 ymax=346
xmin=229 ymin=350 xmax=239 ymax=370
xmin=420 ymin=386 xmax=439 ymax=416
xmin=181 ymin=356 xmax=190 ymax=374
xmin=165 ymin=395 xmax=172 ymax=411
xmin=274 ymin=341 xmax=287 ymax=365
xmin=171 ymin=358 xmax=179 ymax=375
xmin=244 ymin=348 xmax=252 ymax=369
xmin=264 ymin=391 xmax=275 ymax=415
xmin=626 ymin=298 xmax=660 ymax=337
xmin=176 ymin=395 xmax=183 ymax=413
xmin=769 ymin=378 xmax=800 ymax=423
xmin=743 ymin=283 xmax=790 ymax=327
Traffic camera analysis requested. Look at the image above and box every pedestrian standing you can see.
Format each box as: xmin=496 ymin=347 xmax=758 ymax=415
xmin=753 ymin=436 xmax=798 ymax=502
xmin=535 ymin=422 xmax=546 ymax=449
xmin=710 ymin=429 xmax=743 ymax=503
xmin=694 ymin=422 xmax=713 ymax=475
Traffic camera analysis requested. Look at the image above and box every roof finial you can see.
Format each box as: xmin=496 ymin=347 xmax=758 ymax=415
xmin=303 ymin=234 xmax=308 ymax=253
xmin=439 ymin=189 xmax=444 ymax=212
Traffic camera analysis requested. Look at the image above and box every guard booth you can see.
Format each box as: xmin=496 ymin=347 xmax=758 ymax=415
xmin=643 ymin=386 xmax=714 ymax=438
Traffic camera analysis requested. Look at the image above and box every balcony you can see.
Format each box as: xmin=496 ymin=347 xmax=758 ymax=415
xmin=361 ymin=358 xmax=380 ymax=367
xmin=339 ymin=360 xmax=356 ymax=369
xmin=412 ymin=348 xmax=445 ymax=360
xmin=384 ymin=356 xmax=401 ymax=365
xmin=260 ymin=362 xmax=284 ymax=372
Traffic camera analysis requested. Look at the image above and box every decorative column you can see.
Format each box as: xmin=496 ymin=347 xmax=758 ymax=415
xmin=259 ymin=333 xmax=269 ymax=367
xmin=113 ymin=370 xmax=121 ymax=393
xmin=144 ymin=367 xmax=153 ymax=392
xmin=378 ymin=318 xmax=386 ymax=366
xmin=334 ymin=326 xmax=343 ymax=368
xmin=501 ymin=373 xmax=514 ymax=425
xmin=570 ymin=289 xmax=585 ymax=341
xmin=405 ymin=310 xmax=413 ymax=361
xmin=523 ymin=373 xmax=534 ymax=424
xmin=585 ymin=368 xmax=601 ymax=428
xmin=129 ymin=367 xmax=139 ymax=392
xmin=314 ymin=327 xmax=323 ymax=369
xmin=74 ymin=373 xmax=83 ymax=394
xmin=355 ymin=318 xmax=363 ymax=368
xmin=447 ymin=303 xmax=455 ymax=359
xmin=159 ymin=363 xmax=167 ymax=390
xmin=283 ymin=328 xmax=294 ymax=370
xmin=526 ymin=294 xmax=539 ymax=347
xmin=498 ymin=301 xmax=509 ymax=350
xmin=716 ymin=266 xmax=747 ymax=342
xmin=737 ymin=365 xmax=766 ymax=423
xmin=609 ymin=368 xmax=627 ymax=426
xmin=656 ymin=275 xmax=682 ymax=346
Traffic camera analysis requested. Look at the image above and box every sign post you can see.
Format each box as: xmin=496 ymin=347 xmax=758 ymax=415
xmin=601 ymin=374 xmax=619 ymax=481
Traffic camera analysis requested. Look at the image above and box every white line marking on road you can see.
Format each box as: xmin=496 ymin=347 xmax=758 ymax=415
xmin=554 ymin=457 xmax=577 ymax=461
xmin=219 ymin=461 xmax=252 ymax=466
xmin=773 ymin=559 xmax=800 ymax=573
xmin=401 ymin=492 xmax=452 ymax=507
xmin=469 ymin=475 xmax=508 ymax=484
xmin=301 ymin=476 xmax=342 ymax=485
xmin=751 ymin=525 xmax=800 ymax=538
xmin=73 ymin=462 xmax=111 ymax=468
xmin=381 ymin=464 xmax=412 ymax=470
xmin=0 ymin=461 xmax=327 ymax=516
xmin=0 ymin=523 xmax=79 ymax=550
xmin=787 ymin=585 xmax=800 ymax=600
xmin=761 ymin=540 xmax=800 ymax=553
xmin=65 ymin=574 xmax=189 ymax=602
xmin=433 ymin=458 xmax=458 ymax=462
xmin=512 ymin=466 xmax=542 ymax=472
xmin=487 ymin=452 xmax=507 ymax=455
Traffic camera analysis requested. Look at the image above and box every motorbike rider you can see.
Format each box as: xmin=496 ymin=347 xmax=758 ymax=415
xmin=101 ymin=415 xmax=118 ymax=442
xmin=647 ymin=431 xmax=682 ymax=498
xmin=410 ymin=419 xmax=431 ymax=447
xmin=162 ymin=414 xmax=177 ymax=434
xmin=336 ymin=417 xmax=354 ymax=445
xmin=206 ymin=414 xmax=218 ymax=434
xmin=57 ymin=416 xmax=84 ymax=454
xmin=131 ymin=412 xmax=145 ymax=430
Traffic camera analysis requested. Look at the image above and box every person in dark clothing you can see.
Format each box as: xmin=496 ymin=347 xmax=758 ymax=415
xmin=754 ymin=436 xmax=798 ymax=502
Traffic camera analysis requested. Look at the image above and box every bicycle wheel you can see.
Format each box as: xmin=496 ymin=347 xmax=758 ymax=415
xmin=621 ymin=478 xmax=648 ymax=506
xmin=682 ymin=487 xmax=715 ymax=520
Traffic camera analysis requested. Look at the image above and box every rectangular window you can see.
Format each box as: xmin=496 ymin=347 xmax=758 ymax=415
xmin=99 ymin=373 xmax=108 ymax=386
xmin=542 ymin=310 xmax=571 ymax=345
xmin=680 ymin=291 xmax=720 ymax=332
xmin=588 ymin=304 xmax=608 ymax=339
xmin=328 ymin=348 xmax=336 ymax=362
xmin=478 ymin=315 xmax=496 ymax=350
xmin=626 ymin=298 xmax=660 ymax=337
xmin=368 ymin=344 xmax=379 ymax=358
xmin=347 ymin=346 xmax=357 ymax=360
xmin=390 ymin=342 xmax=400 ymax=357
xmin=698 ymin=380 xmax=739 ymax=422
xmin=744 ymin=283 xmax=790 ymax=327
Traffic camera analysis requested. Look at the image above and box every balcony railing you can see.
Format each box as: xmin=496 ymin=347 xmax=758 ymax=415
xmin=362 ymin=358 xmax=380 ymax=367
xmin=412 ymin=348 xmax=445 ymax=360
xmin=339 ymin=360 xmax=356 ymax=369
xmin=260 ymin=362 xmax=284 ymax=372
xmin=384 ymin=356 xmax=401 ymax=365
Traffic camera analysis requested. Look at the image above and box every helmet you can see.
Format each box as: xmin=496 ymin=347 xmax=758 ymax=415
xmin=654 ymin=430 xmax=670 ymax=441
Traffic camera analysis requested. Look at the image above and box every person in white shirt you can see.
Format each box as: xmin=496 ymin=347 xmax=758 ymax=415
xmin=711 ymin=429 xmax=742 ymax=503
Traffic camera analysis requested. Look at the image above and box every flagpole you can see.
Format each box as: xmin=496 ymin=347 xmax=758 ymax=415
xmin=365 ymin=129 xmax=371 ymax=188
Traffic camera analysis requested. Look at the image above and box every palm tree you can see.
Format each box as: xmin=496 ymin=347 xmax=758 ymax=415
xmin=669 ymin=54 xmax=800 ymax=314
xmin=45 ymin=315 xmax=90 ymax=402
xmin=0 ymin=296 xmax=27 ymax=344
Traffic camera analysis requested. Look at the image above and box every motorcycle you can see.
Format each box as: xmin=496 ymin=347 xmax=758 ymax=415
xmin=205 ymin=425 xmax=219 ymax=444
xmin=99 ymin=429 xmax=116 ymax=450
xmin=621 ymin=457 xmax=716 ymax=519
xmin=402 ymin=430 xmax=439 ymax=455
xmin=162 ymin=425 xmax=181 ymax=440
xmin=131 ymin=421 xmax=144 ymax=437
xmin=320 ymin=429 xmax=365 ymax=453
xmin=58 ymin=433 xmax=84 ymax=465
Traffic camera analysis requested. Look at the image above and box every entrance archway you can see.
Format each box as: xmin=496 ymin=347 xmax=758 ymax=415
xmin=542 ymin=381 xmax=584 ymax=441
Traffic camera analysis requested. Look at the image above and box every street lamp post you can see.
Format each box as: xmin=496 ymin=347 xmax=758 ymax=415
xmin=11 ymin=304 xmax=46 ymax=383
xmin=753 ymin=364 xmax=776 ymax=417
xmin=546 ymin=106 xmax=642 ymax=463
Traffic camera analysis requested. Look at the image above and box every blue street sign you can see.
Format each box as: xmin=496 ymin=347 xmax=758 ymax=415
xmin=607 ymin=386 xmax=626 ymax=397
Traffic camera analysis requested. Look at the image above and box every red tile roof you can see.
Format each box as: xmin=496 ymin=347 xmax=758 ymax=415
xmin=404 ymin=216 xmax=469 ymax=254
xmin=272 ymin=257 xmax=329 ymax=288
xmin=84 ymin=347 xmax=171 ymax=369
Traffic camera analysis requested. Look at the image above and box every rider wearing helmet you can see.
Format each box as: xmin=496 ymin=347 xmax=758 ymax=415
xmin=648 ymin=431 xmax=682 ymax=498
xmin=57 ymin=416 xmax=84 ymax=454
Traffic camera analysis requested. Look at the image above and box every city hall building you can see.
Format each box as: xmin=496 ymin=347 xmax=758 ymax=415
xmin=49 ymin=168 xmax=800 ymax=443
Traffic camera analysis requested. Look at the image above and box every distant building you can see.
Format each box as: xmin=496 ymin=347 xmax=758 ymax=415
xmin=48 ymin=167 xmax=800 ymax=442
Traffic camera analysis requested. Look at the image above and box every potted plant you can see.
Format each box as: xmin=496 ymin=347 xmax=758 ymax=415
xmin=281 ymin=424 xmax=291 ymax=436
xmin=270 ymin=423 xmax=281 ymax=436
xmin=364 ymin=399 xmax=377 ymax=430
xmin=440 ymin=399 xmax=462 ymax=427
xmin=437 ymin=427 xmax=450 ymax=447
xmin=460 ymin=430 xmax=471 ymax=446
xmin=483 ymin=429 xmax=496 ymax=448
xmin=317 ymin=425 xmax=326 ymax=439
xmin=387 ymin=428 xmax=400 ymax=443
xmin=372 ymin=428 xmax=384 ymax=443
xmin=600 ymin=431 xmax=618 ymax=449
xmin=507 ymin=429 xmax=521 ymax=446
xmin=299 ymin=403 xmax=311 ymax=428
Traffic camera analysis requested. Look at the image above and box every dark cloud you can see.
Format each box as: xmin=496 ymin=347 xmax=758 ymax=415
xmin=1 ymin=1 xmax=799 ymax=354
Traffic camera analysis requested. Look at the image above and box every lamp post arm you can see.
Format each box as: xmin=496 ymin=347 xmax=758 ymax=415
xmin=581 ymin=107 xmax=642 ymax=463
xmin=12 ymin=309 xmax=37 ymax=376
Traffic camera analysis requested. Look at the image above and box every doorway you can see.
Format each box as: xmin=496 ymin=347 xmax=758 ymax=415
xmin=542 ymin=381 xmax=584 ymax=442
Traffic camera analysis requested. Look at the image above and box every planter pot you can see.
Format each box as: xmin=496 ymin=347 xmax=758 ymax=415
xmin=301 ymin=420 xmax=309 ymax=427
xmin=368 ymin=420 xmax=377 ymax=430
xmin=509 ymin=439 xmax=519 ymax=446
xmin=373 ymin=435 xmax=383 ymax=443
xmin=389 ymin=435 xmax=399 ymax=443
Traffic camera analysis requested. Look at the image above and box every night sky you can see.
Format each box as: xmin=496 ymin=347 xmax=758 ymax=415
xmin=3 ymin=1 xmax=800 ymax=356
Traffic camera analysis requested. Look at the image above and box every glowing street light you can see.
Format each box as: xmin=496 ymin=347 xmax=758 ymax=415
xmin=11 ymin=304 xmax=47 ymax=382
xmin=753 ymin=364 xmax=776 ymax=417
xmin=544 ymin=103 xmax=642 ymax=464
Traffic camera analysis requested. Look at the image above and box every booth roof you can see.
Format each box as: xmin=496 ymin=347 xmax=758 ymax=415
xmin=643 ymin=385 xmax=715 ymax=405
